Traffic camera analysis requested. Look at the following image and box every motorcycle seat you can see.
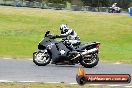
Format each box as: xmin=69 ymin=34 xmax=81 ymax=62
xmin=74 ymin=42 xmax=96 ymax=50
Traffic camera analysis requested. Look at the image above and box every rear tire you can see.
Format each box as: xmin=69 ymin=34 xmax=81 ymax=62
xmin=33 ymin=50 xmax=51 ymax=66
xmin=80 ymin=53 xmax=99 ymax=68
xmin=118 ymin=10 xmax=121 ymax=13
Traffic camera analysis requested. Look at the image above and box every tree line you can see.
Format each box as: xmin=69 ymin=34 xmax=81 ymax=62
xmin=1 ymin=0 xmax=132 ymax=8
xmin=81 ymin=0 xmax=131 ymax=8
xmin=25 ymin=0 xmax=132 ymax=8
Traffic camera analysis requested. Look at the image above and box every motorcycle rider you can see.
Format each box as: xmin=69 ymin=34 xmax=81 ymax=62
xmin=51 ymin=24 xmax=80 ymax=65
xmin=112 ymin=3 xmax=117 ymax=9
xmin=55 ymin=24 xmax=80 ymax=50
xmin=111 ymin=3 xmax=119 ymax=12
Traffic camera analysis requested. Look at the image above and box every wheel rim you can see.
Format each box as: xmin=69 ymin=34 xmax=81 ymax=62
xmin=83 ymin=54 xmax=97 ymax=65
xmin=34 ymin=51 xmax=50 ymax=64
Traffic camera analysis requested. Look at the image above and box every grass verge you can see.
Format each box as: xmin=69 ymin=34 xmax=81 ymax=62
xmin=0 ymin=83 xmax=126 ymax=88
xmin=0 ymin=6 xmax=132 ymax=63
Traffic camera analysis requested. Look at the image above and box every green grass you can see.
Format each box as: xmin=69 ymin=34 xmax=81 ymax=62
xmin=0 ymin=6 xmax=132 ymax=63
xmin=0 ymin=83 xmax=126 ymax=88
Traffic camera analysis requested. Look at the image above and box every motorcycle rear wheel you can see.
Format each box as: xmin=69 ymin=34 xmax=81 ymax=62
xmin=80 ymin=53 xmax=99 ymax=68
xmin=33 ymin=50 xmax=51 ymax=66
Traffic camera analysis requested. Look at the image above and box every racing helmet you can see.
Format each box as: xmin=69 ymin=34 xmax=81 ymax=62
xmin=114 ymin=3 xmax=117 ymax=5
xmin=60 ymin=24 xmax=69 ymax=32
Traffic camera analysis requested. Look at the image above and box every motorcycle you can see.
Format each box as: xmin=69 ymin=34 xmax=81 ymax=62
xmin=33 ymin=31 xmax=100 ymax=68
xmin=108 ymin=7 xmax=121 ymax=13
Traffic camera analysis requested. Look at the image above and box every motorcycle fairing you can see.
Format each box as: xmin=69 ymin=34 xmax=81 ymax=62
xmin=38 ymin=37 xmax=70 ymax=62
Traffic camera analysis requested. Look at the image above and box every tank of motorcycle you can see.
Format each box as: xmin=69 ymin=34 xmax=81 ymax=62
xmin=38 ymin=37 xmax=70 ymax=62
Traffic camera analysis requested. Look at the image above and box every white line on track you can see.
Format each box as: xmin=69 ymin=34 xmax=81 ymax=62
xmin=114 ymin=62 xmax=122 ymax=64
xmin=69 ymin=83 xmax=77 ymax=84
xmin=0 ymin=80 xmax=13 ymax=82
xmin=2 ymin=58 xmax=12 ymax=60
xmin=28 ymin=59 xmax=32 ymax=60
xmin=18 ymin=81 xmax=37 ymax=83
xmin=46 ymin=82 xmax=61 ymax=84
xmin=124 ymin=86 xmax=132 ymax=88
xmin=108 ymin=85 xmax=121 ymax=86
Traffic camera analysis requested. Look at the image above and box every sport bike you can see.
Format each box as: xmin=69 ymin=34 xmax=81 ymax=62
xmin=108 ymin=7 xmax=121 ymax=13
xmin=33 ymin=31 xmax=100 ymax=68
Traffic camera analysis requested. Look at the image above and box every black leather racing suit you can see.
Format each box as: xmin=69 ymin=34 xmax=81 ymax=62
xmin=56 ymin=29 xmax=80 ymax=50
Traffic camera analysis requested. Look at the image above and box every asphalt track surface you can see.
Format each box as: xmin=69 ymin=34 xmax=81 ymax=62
xmin=0 ymin=59 xmax=132 ymax=86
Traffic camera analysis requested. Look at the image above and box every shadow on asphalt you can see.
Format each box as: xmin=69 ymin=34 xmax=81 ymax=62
xmin=32 ymin=64 xmax=79 ymax=68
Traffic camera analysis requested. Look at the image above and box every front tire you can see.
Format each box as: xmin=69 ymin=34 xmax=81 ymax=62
xmin=33 ymin=50 xmax=51 ymax=66
xmin=108 ymin=10 xmax=112 ymax=13
xmin=80 ymin=53 xmax=99 ymax=68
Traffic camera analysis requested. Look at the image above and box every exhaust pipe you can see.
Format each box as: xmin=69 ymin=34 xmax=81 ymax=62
xmin=81 ymin=48 xmax=98 ymax=56
xmin=72 ymin=48 xmax=98 ymax=60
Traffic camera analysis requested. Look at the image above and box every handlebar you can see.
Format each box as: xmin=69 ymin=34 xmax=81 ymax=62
xmin=47 ymin=35 xmax=56 ymax=39
xmin=44 ymin=31 xmax=61 ymax=39
xmin=44 ymin=31 xmax=56 ymax=39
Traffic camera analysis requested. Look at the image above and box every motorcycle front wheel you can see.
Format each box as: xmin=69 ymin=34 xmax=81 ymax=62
xmin=33 ymin=50 xmax=51 ymax=66
xmin=79 ymin=53 xmax=99 ymax=68
xmin=108 ymin=10 xmax=112 ymax=13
